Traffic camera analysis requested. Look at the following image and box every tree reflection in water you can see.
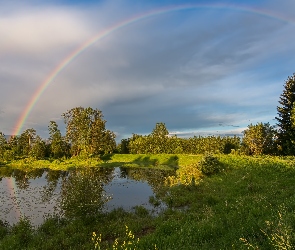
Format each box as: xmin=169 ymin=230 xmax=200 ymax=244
xmin=0 ymin=166 xmax=176 ymax=225
xmin=120 ymin=167 xmax=175 ymax=196
xmin=13 ymin=168 xmax=45 ymax=190
xmin=59 ymin=167 xmax=113 ymax=218
xmin=41 ymin=169 xmax=67 ymax=203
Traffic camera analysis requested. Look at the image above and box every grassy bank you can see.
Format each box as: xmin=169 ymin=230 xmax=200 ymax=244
xmin=0 ymin=154 xmax=295 ymax=249
xmin=2 ymin=153 xmax=203 ymax=170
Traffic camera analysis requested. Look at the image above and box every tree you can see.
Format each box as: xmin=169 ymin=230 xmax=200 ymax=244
xmin=30 ymin=135 xmax=46 ymax=159
xmin=151 ymin=122 xmax=169 ymax=138
xmin=276 ymin=73 xmax=295 ymax=155
xmin=119 ymin=138 xmax=130 ymax=154
xmin=7 ymin=135 xmax=19 ymax=159
xmin=0 ymin=132 xmax=7 ymax=160
xmin=242 ymin=122 xmax=276 ymax=155
xmin=290 ymin=103 xmax=295 ymax=129
xmin=62 ymin=107 xmax=116 ymax=156
xmin=18 ymin=128 xmax=36 ymax=156
xmin=48 ymin=121 xmax=68 ymax=158
xmin=150 ymin=122 xmax=169 ymax=153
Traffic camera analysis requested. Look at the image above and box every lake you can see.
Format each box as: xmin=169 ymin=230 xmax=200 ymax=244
xmin=0 ymin=167 xmax=175 ymax=226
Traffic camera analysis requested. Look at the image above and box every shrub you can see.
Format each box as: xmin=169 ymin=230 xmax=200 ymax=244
xmin=198 ymin=153 xmax=223 ymax=175
xmin=165 ymin=163 xmax=202 ymax=186
xmin=0 ymin=220 xmax=8 ymax=239
xmin=10 ymin=217 xmax=33 ymax=246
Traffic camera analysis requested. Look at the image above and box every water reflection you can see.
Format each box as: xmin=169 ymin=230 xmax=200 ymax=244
xmin=0 ymin=169 xmax=61 ymax=226
xmin=59 ymin=168 xmax=113 ymax=218
xmin=0 ymin=167 xmax=175 ymax=226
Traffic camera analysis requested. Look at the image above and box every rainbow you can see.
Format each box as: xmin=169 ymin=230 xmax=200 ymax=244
xmin=12 ymin=3 xmax=295 ymax=135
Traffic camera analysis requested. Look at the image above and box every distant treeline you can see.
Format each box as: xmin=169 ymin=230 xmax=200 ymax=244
xmin=119 ymin=123 xmax=241 ymax=155
xmin=0 ymin=73 xmax=295 ymax=160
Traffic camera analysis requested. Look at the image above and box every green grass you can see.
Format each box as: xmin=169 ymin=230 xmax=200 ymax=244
xmin=1 ymin=154 xmax=295 ymax=249
xmin=2 ymin=153 xmax=202 ymax=171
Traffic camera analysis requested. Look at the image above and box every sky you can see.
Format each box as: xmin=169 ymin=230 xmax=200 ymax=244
xmin=1 ymin=0 xmax=295 ymax=141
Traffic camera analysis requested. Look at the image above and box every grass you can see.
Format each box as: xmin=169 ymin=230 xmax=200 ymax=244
xmin=0 ymin=154 xmax=295 ymax=249
xmin=2 ymin=153 xmax=202 ymax=171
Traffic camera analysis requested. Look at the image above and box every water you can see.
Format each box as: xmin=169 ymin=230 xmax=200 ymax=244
xmin=0 ymin=167 xmax=175 ymax=226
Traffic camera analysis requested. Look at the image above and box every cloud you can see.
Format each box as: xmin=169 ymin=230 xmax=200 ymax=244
xmin=0 ymin=8 xmax=91 ymax=56
xmin=0 ymin=0 xmax=295 ymax=140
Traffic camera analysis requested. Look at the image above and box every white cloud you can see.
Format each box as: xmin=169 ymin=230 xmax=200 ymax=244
xmin=0 ymin=8 xmax=91 ymax=56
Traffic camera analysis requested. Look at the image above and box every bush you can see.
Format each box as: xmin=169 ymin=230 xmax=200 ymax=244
xmin=2 ymin=150 xmax=15 ymax=161
xmin=10 ymin=217 xmax=33 ymax=247
xmin=0 ymin=220 xmax=8 ymax=239
xmin=165 ymin=163 xmax=202 ymax=186
xmin=198 ymin=153 xmax=223 ymax=175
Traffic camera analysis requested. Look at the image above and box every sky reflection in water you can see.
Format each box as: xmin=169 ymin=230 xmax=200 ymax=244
xmin=0 ymin=167 xmax=174 ymax=226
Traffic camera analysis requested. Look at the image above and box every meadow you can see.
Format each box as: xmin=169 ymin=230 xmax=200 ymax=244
xmin=0 ymin=153 xmax=295 ymax=249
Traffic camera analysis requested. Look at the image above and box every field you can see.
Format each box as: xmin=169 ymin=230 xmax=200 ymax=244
xmin=0 ymin=154 xmax=295 ymax=249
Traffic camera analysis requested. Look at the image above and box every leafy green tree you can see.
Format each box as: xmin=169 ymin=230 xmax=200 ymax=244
xmin=7 ymin=136 xmax=19 ymax=158
xmin=242 ymin=122 xmax=276 ymax=155
xmin=276 ymin=73 xmax=295 ymax=155
xmin=18 ymin=128 xmax=36 ymax=156
xmin=48 ymin=121 xmax=68 ymax=158
xmin=128 ymin=134 xmax=144 ymax=154
xmin=91 ymin=119 xmax=116 ymax=155
xmin=150 ymin=122 xmax=169 ymax=153
xmin=0 ymin=132 xmax=7 ymax=160
xmin=167 ymin=135 xmax=183 ymax=154
xmin=119 ymin=138 xmax=130 ymax=154
xmin=62 ymin=107 xmax=116 ymax=156
xmin=151 ymin=122 xmax=169 ymax=137
xmin=29 ymin=135 xmax=46 ymax=159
